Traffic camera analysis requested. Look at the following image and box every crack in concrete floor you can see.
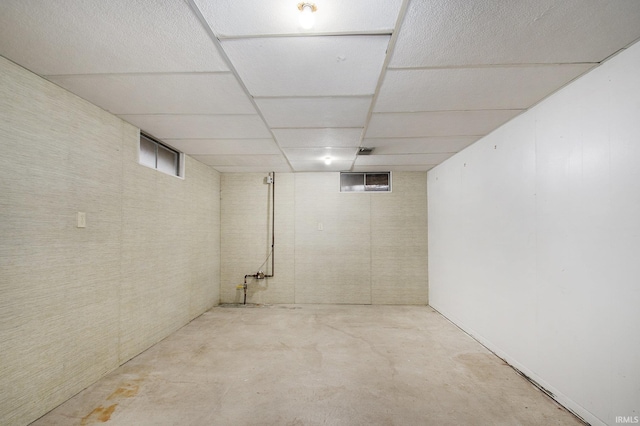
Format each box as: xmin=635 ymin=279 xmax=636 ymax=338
xmin=32 ymin=305 xmax=584 ymax=426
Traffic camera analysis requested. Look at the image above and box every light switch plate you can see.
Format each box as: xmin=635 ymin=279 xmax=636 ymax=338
xmin=77 ymin=212 xmax=86 ymax=228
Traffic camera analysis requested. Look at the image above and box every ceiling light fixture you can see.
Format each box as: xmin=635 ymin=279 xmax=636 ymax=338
xmin=297 ymin=2 xmax=317 ymax=29
xmin=324 ymin=156 xmax=332 ymax=165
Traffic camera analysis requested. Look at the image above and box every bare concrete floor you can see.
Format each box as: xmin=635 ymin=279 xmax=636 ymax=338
xmin=32 ymin=305 xmax=583 ymax=426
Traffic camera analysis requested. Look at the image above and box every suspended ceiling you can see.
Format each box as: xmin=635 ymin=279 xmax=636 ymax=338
xmin=1 ymin=0 xmax=640 ymax=173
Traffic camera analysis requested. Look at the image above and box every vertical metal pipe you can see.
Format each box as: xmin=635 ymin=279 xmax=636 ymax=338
xmin=243 ymin=275 xmax=248 ymax=305
xmin=270 ymin=172 xmax=275 ymax=276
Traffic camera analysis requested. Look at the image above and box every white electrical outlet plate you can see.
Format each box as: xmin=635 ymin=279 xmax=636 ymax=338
xmin=77 ymin=212 xmax=86 ymax=228
xmin=317 ymin=222 xmax=323 ymax=231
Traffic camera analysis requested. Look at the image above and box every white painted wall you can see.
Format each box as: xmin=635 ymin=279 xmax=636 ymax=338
xmin=221 ymin=172 xmax=428 ymax=305
xmin=428 ymin=42 xmax=640 ymax=426
xmin=0 ymin=56 xmax=221 ymax=425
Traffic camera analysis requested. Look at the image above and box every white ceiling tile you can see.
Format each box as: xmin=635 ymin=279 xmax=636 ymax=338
xmin=362 ymin=137 xmax=479 ymax=154
xmin=354 ymin=154 xmax=453 ymax=166
xmin=0 ymin=0 xmax=229 ymax=75
xmin=256 ymin=97 xmax=372 ymax=128
xmin=119 ymin=115 xmax=271 ymax=139
xmin=283 ymin=148 xmax=357 ymax=162
xmin=375 ymin=65 xmax=595 ymax=112
xmin=290 ymin=160 xmax=354 ymax=172
xmin=47 ymin=73 xmax=256 ymax=115
xmin=273 ymin=128 xmax=363 ymax=148
xmin=195 ymin=0 xmax=403 ymax=37
xmin=353 ymin=165 xmax=436 ymax=172
xmin=4 ymin=0 xmax=638 ymax=176
xmin=220 ymin=36 xmax=390 ymax=97
xmin=163 ymin=139 xmax=280 ymax=156
xmin=191 ymin=154 xmax=288 ymax=167
xmin=366 ymin=110 xmax=523 ymax=138
xmin=390 ymin=0 xmax=640 ymax=67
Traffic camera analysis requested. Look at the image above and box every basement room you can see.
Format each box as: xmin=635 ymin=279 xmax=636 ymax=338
xmin=1 ymin=1 xmax=639 ymax=425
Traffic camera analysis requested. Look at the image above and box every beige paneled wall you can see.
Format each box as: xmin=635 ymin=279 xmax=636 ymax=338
xmin=220 ymin=173 xmax=295 ymax=304
xmin=294 ymin=173 xmax=372 ymax=304
xmin=372 ymin=172 xmax=428 ymax=304
xmin=0 ymin=57 xmax=220 ymax=425
xmin=221 ymin=172 xmax=427 ymax=305
xmin=119 ymin=151 xmax=221 ymax=363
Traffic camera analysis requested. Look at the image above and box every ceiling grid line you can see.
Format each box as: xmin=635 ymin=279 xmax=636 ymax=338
xmin=2 ymin=0 xmax=639 ymax=172
xmin=42 ymin=71 xmax=236 ymax=78
xmin=217 ymin=31 xmax=394 ymax=40
xmin=185 ymin=0 xmax=296 ymax=172
xmin=387 ymin=62 xmax=601 ymax=71
xmin=354 ymin=0 xmax=412 ymax=171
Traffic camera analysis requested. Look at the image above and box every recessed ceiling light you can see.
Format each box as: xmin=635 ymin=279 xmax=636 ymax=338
xmin=324 ymin=156 xmax=332 ymax=165
xmin=297 ymin=2 xmax=317 ymax=29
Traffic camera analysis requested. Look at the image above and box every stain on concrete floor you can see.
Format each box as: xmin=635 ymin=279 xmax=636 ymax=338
xmin=32 ymin=305 xmax=585 ymax=426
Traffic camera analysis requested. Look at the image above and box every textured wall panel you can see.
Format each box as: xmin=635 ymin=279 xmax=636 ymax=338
xmin=0 ymin=57 xmax=122 ymax=425
xmin=294 ymin=173 xmax=372 ymax=304
xmin=263 ymin=172 xmax=296 ymax=304
xmin=220 ymin=173 xmax=295 ymax=304
xmin=0 ymin=57 xmax=220 ymax=425
xmin=119 ymin=130 xmax=192 ymax=362
xmin=220 ymin=172 xmax=428 ymax=305
xmin=187 ymin=157 xmax=221 ymax=317
xmin=371 ymin=172 xmax=428 ymax=304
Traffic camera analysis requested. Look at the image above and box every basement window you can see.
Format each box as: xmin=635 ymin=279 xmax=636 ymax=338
xmin=139 ymin=133 xmax=183 ymax=177
xmin=340 ymin=172 xmax=391 ymax=192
